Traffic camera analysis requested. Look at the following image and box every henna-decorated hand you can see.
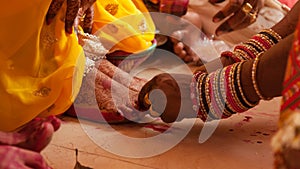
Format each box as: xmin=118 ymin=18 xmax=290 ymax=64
xmin=0 ymin=145 xmax=51 ymax=169
xmin=209 ymin=0 xmax=264 ymax=36
xmin=46 ymin=0 xmax=96 ymax=34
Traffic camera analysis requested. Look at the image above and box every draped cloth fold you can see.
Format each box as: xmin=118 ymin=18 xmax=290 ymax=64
xmin=0 ymin=0 xmax=85 ymax=131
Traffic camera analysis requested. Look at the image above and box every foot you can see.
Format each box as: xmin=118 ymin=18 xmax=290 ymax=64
xmin=0 ymin=116 xmax=61 ymax=152
xmin=0 ymin=145 xmax=51 ymax=169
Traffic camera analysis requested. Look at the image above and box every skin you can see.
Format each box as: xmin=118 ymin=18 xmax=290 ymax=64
xmin=138 ymin=1 xmax=300 ymax=123
xmin=210 ymin=0 xmax=264 ymax=36
xmin=0 ymin=116 xmax=61 ymax=152
xmin=46 ymin=0 xmax=96 ymax=34
xmin=0 ymin=146 xmax=51 ymax=169
xmin=193 ymin=0 xmax=300 ymax=74
xmin=0 ymin=116 xmax=61 ymax=169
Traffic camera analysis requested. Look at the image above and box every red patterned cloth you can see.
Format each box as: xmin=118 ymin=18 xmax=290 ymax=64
xmin=280 ymin=17 xmax=300 ymax=116
xmin=272 ymin=14 xmax=300 ymax=169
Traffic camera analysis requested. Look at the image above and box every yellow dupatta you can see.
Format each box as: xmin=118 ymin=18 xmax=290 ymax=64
xmin=0 ymin=0 xmax=85 ymax=131
xmin=92 ymin=0 xmax=156 ymax=53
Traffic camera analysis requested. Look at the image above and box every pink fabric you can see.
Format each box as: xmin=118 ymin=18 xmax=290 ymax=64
xmin=278 ymin=0 xmax=297 ymax=8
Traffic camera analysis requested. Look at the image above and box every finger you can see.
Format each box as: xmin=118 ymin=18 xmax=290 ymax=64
xmin=83 ymin=6 xmax=94 ymax=33
xmin=170 ymin=30 xmax=185 ymax=43
xmin=173 ymin=42 xmax=187 ymax=58
xmin=20 ymin=149 xmax=50 ymax=169
xmin=184 ymin=46 xmax=196 ymax=62
xmin=46 ymin=115 xmax=61 ymax=131
xmin=80 ymin=0 xmax=96 ymax=11
xmin=215 ymin=7 xmax=251 ymax=36
xmin=138 ymin=79 xmax=157 ymax=111
xmin=232 ymin=11 xmax=257 ymax=30
xmin=159 ymin=80 xmax=181 ymax=123
xmin=212 ymin=0 xmax=243 ymax=22
xmin=46 ymin=0 xmax=65 ymax=25
xmin=65 ymin=0 xmax=80 ymax=34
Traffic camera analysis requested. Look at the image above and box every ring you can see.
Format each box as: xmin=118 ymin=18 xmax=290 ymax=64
xmin=241 ymin=2 xmax=257 ymax=22
xmin=144 ymin=93 xmax=151 ymax=105
xmin=242 ymin=3 xmax=253 ymax=14
xmin=248 ymin=11 xmax=257 ymax=23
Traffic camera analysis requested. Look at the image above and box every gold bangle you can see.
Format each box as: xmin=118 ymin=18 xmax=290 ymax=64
xmin=251 ymin=53 xmax=272 ymax=100
xmin=234 ymin=49 xmax=249 ymax=60
xmin=237 ymin=61 xmax=258 ymax=107
xmin=247 ymin=40 xmax=264 ymax=53
xmin=249 ymin=38 xmax=268 ymax=52
xmin=217 ymin=68 xmax=233 ymax=117
xmin=261 ymin=29 xmax=282 ymax=42
xmin=207 ymin=72 xmax=218 ymax=119
xmin=198 ymin=73 xmax=209 ymax=119
xmin=229 ymin=63 xmax=249 ymax=111
xmin=213 ymin=69 xmax=229 ymax=118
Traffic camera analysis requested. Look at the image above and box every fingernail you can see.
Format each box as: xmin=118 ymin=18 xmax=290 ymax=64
xmin=213 ymin=17 xmax=220 ymax=22
xmin=213 ymin=12 xmax=225 ymax=22
xmin=216 ymin=30 xmax=225 ymax=36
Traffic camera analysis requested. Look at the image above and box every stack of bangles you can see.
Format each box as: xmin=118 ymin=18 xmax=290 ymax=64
xmin=191 ymin=61 xmax=259 ymax=121
xmin=221 ymin=29 xmax=282 ymax=62
xmin=190 ymin=28 xmax=281 ymax=121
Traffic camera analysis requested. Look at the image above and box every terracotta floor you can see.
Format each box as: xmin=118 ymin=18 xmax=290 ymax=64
xmin=42 ymin=52 xmax=282 ymax=169
xmin=42 ymin=98 xmax=281 ymax=169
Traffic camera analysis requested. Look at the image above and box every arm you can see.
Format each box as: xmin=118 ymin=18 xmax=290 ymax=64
xmin=138 ymin=32 xmax=294 ymax=123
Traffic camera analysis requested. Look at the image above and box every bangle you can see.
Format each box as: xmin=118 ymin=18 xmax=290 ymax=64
xmin=198 ymin=73 xmax=209 ymax=121
xmin=260 ymin=29 xmax=282 ymax=44
xmin=251 ymin=53 xmax=273 ymax=100
xmin=191 ymin=71 xmax=202 ymax=112
xmin=236 ymin=61 xmax=259 ymax=107
xmin=221 ymin=51 xmax=241 ymax=63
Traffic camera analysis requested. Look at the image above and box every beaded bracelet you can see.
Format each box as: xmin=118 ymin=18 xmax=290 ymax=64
xmin=251 ymin=53 xmax=273 ymax=100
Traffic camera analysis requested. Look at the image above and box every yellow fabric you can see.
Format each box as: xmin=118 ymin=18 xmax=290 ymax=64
xmin=92 ymin=0 xmax=156 ymax=53
xmin=0 ymin=0 xmax=85 ymax=131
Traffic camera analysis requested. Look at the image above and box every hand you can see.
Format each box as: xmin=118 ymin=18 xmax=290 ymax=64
xmin=210 ymin=0 xmax=264 ymax=36
xmin=0 ymin=116 xmax=61 ymax=152
xmin=138 ymin=73 xmax=197 ymax=123
xmin=46 ymin=0 xmax=96 ymax=34
xmin=171 ymin=30 xmax=200 ymax=63
xmin=0 ymin=145 xmax=51 ymax=169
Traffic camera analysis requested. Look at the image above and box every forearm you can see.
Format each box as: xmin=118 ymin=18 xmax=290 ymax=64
xmin=271 ymin=0 xmax=300 ymax=38
xmin=193 ymin=33 xmax=293 ymax=121
xmin=194 ymin=29 xmax=282 ymax=73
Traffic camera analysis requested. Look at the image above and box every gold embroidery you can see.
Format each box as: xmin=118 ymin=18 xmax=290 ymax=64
xmin=105 ymin=4 xmax=119 ymax=15
xmin=33 ymin=87 xmax=51 ymax=97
